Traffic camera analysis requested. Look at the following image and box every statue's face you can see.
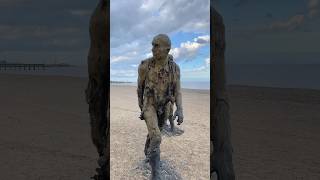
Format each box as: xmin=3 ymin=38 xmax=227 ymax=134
xmin=152 ymin=37 xmax=169 ymax=60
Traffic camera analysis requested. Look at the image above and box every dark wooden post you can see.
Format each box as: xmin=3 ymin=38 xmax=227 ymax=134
xmin=211 ymin=3 xmax=236 ymax=180
xmin=86 ymin=0 xmax=109 ymax=179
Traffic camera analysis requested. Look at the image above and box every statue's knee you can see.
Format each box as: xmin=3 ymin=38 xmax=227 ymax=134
xmin=154 ymin=133 xmax=162 ymax=143
xmin=150 ymin=133 xmax=161 ymax=147
xmin=143 ymin=110 xmax=154 ymax=120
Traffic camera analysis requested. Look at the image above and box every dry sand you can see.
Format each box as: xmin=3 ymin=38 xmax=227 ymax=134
xmin=110 ymin=85 xmax=210 ymax=180
xmin=1 ymin=74 xmax=320 ymax=180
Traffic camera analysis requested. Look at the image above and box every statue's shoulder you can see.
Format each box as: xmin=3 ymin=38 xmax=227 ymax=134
xmin=168 ymin=56 xmax=180 ymax=73
xmin=138 ymin=57 xmax=153 ymax=73
xmin=141 ymin=57 xmax=153 ymax=65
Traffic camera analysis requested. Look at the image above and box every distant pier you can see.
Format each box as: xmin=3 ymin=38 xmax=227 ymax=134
xmin=0 ymin=64 xmax=46 ymax=71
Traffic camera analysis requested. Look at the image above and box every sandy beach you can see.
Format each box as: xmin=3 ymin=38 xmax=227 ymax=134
xmin=229 ymin=86 xmax=320 ymax=179
xmin=110 ymin=85 xmax=210 ymax=180
xmin=1 ymin=74 xmax=320 ymax=179
xmin=0 ymin=74 xmax=97 ymax=179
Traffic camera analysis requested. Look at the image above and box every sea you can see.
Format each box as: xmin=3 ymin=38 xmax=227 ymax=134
xmin=1 ymin=64 xmax=320 ymax=90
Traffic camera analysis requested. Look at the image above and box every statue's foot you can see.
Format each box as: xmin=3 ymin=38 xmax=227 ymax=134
xmin=149 ymin=150 xmax=161 ymax=180
xmin=170 ymin=126 xmax=175 ymax=132
xmin=144 ymin=156 xmax=150 ymax=163
xmin=173 ymin=128 xmax=184 ymax=136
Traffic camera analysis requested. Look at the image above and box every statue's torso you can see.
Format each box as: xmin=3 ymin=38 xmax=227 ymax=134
xmin=142 ymin=58 xmax=176 ymax=106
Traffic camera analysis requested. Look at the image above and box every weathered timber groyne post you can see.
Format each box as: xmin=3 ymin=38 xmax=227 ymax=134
xmin=211 ymin=4 xmax=236 ymax=180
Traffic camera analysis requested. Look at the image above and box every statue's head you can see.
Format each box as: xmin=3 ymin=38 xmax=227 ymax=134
xmin=152 ymin=34 xmax=171 ymax=60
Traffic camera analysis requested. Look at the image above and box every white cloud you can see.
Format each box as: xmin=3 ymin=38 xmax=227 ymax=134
xmin=144 ymin=52 xmax=152 ymax=58
xmin=110 ymin=0 xmax=210 ymax=80
xmin=194 ymin=35 xmax=210 ymax=44
xmin=110 ymin=69 xmax=137 ymax=77
xmin=205 ymin=57 xmax=210 ymax=65
xmin=140 ymin=0 xmax=164 ymax=12
xmin=180 ymin=21 xmax=210 ymax=33
xmin=111 ymin=55 xmax=131 ymax=63
xmin=111 ymin=48 xmax=142 ymax=64
xmin=170 ymin=34 xmax=209 ymax=60
xmin=130 ymin=64 xmax=139 ymax=68
xmin=111 ymin=0 xmax=209 ymax=48
xmin=182 ymin=57 xmax=210 ymax=72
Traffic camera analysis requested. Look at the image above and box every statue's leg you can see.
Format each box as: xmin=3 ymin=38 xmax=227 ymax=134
xmin=157 ymin=111 xmax=165 ymax=132
xmin=143 ymin=105 xmax=162 ymax=180
xmin=157 ymin=103 xmax=171 ymax=132
xmin=144 ymin=134 xmax=150 ymax=157
xmin=168 ymin=102 xmax=174 ymax=131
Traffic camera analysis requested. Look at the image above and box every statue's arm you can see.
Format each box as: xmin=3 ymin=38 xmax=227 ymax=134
xmin=137 ymin=62 xmax=146 ymax=110
xmin=174 ymin=65 xmax=184 ymax=123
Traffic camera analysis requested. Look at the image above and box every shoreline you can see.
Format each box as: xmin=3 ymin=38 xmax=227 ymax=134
xmin=2 ymin=73 xmax=320 ymax=91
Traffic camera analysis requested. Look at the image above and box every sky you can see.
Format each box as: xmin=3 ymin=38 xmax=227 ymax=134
xmin=215 ymin=0 xmax=320 ymax=64
xmin=110 ymin=0 xmax=210 ymax=82
xmin=0 ymin=0 xmax=96 ymax=65
xmin=4 ymin=1 xmax=317 ymax=82
xmin=0 ymin=0 xmax=210 ymax=82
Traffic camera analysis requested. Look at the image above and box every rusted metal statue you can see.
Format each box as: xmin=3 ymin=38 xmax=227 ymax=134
xmin=137 ymin=34 xmax=184 ymax=180
xmin=85 ymin=0 xmax=109 ymax=179
xmin=211 ymin=4 xmax=236 ymax=180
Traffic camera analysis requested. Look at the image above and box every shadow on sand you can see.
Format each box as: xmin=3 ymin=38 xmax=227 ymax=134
xmin=131 ymin=124 xmax=184 ymax=179
xmin=134 ymin=158 xmax=183 ymax=180
xmin=161 ymin=124 xmax=185 ymax=137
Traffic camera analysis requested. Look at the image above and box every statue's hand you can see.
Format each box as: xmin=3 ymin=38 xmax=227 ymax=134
xmin=139 ymin=102 xmax=143 ymax=111
xmin=138 ymin=98 xmax=143 ymax=111
xmin=174 ymin=109 xmax=184 ymax=125
xmin=139 ymin=111 xmax=144 ymax=120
